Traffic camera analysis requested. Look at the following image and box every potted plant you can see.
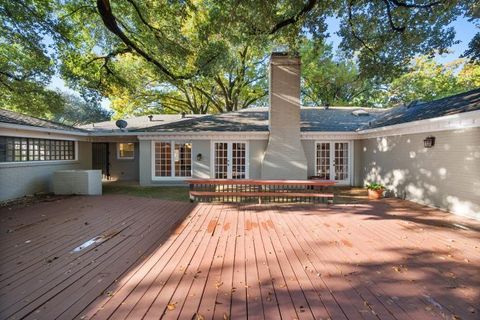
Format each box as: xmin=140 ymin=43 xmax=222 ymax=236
xmin=366 ymin=183 xmax=385 ymax=200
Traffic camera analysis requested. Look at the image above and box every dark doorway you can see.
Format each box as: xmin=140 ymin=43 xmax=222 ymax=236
xmin=92 ymin=143 xmax=110 ymax=179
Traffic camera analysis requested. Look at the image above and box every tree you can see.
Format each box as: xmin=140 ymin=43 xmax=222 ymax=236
xmin=68 ymin=43 xmax=269 ymax=117
xmin=54 ymin=94 xmax=111 ymax=125
xmin=301 ymin=39 xmax=373 ymax=106
xmin=0 ymin=0 xmax=65 ymax=118
xmin=386 ymin=57 xmax=477 ymax=105
xmin=1 ymin=0 xmax=477 ymax=118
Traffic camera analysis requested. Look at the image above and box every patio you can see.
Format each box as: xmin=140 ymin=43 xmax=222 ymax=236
xmin=0 ymin=195 xmax=479 ymax=320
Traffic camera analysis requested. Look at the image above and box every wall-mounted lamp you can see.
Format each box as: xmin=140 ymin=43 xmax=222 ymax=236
xmin=423 ymin=136 xmax=435 ymax=148
xmin=196 ymin=153 xmax=203 ymax=161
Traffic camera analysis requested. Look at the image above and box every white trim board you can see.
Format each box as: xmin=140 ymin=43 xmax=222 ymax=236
xmin=358 ymin=109 xmax=480 ymax=138
xmin=138 ymin=132 xmax=268 ymax=141
xmin=0 ymin=123 xmax=88 ymax=137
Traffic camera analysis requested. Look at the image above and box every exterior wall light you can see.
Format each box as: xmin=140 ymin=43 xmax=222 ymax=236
xmin=196 ymin=153 xmax=203 ymax=161
xmin=423 ymin=136 xmax=435 ymax=148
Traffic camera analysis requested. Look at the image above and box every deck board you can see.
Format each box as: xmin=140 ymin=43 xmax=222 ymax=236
xmin=0 ymin=196 xmax=479 ymax=319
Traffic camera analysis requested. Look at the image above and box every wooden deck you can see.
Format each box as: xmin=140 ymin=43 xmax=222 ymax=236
xmin=0 ymin=196 xmax=479 ymax=319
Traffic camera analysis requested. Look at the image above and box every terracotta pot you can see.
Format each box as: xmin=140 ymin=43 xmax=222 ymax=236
xmin=368 ymin=189 xmax=384 ymax=200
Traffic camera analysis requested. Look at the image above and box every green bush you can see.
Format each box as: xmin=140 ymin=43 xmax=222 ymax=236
xmin=366 ymin=182 xmax=385 ymax=191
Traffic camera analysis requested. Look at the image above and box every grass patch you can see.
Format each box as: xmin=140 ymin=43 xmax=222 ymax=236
xmin=103 ymin=184 xmax=190 ymax=202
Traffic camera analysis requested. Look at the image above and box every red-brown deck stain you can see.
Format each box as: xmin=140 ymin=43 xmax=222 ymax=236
xmin=323 ymin=223 xmax=331 ymax=228
xmin=267 ymin=219 xmax=274 ymax=229
xmin=207 ymin=219 xmax=218 ymax=234
xmin=341 ymin=239 xmax=353 ymax=248
xmin=245 ymin=220 xmax=259 ymax=231
xmin=223 ymin=222 xmax=231 ymax=231
xmin=337 ymin=222 xmax=345 ymax=228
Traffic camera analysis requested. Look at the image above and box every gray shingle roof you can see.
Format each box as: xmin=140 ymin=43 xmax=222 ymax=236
xmin=364 ymin=88 xmax=480 ymax=130
xmin=136 ymin=107 xmax=385 ymax=132
xmin=0 ymin=109 xmax=86 ymax=132
xmin=2 ymin=88 xmax=478 ymax=134
xmin=79 ymin=114 xmax=206 ymax=132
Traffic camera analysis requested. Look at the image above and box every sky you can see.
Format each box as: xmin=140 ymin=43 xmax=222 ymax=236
xmin=48 ymin=16 xmax=478 ymax=111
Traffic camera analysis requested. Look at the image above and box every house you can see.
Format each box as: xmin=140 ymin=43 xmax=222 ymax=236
xmin=1 ymin=53 xmax=479 ymax=219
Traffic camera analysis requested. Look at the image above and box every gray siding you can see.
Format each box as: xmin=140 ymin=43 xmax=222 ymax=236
xmin=192 ymin=140 xmax=211 ymax=179
xmin=108 ymin=142 xmax=139 ymax=181
xmin=139 ymin=140 xmax=211 ymax=186
xmin=139 ymin=139 xmax=268 ymax=185
xmin=249 ymin=140 xmax=268 ymax=179
xmin=0 ymin=141 xmax=92 ymax=201
xmin=353 ymin=140 xmax=363 ymax=187
xmin=301 ymin=140 xmax=316 ymax=178
xmin=358 ymin=128 xmax=480 ymax=219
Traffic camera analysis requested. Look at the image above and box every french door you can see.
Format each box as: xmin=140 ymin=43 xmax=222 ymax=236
xmin=316 ymin=141 xmax=350 ymax=184
xmin=213 ymin=142 xmax=248 ymax=179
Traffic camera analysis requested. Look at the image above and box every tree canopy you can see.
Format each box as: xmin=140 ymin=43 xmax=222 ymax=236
xmin=1 ymin=0 xmax=479 ymax=118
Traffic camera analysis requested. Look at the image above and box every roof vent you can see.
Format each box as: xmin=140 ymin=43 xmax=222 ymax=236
xmin=352 ymin=109 xmax=369 ymax=116
xmin=148 ymin=115 xmax=153 ymax=121
xmin=115 ymin=119 xmax=128 ymax=130
xmin=324 ymin=102 xmax=330 ymax=110
xmin=181 ymin=112 xmax=186 ymax=118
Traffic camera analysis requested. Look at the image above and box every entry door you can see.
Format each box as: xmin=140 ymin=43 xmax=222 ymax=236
xmin=316 ymin=141 xmax=350 ymax=184
xmin=213 ymin=142 xmax=247 ymax=179
xmin=92 ymin=143 xmax=110 ymax=179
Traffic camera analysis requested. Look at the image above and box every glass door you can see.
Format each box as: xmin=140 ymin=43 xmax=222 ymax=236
xmin=333 ymin=142 xmax=349 ymax=183
xmin=316 ymin=141 xmax=350 ymax=184
xmin=214 ymin=142 xmax=247 ymax=179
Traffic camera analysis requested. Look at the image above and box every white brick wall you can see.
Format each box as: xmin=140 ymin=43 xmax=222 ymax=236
xmin=262 ymin=54 xmax=308 ymax=179
xmin=359 ymin=127 xmax=480 ymax=219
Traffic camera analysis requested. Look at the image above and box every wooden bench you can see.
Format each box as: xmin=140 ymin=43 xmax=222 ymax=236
xmin=187 ymin=179 xmax=336 ymax=204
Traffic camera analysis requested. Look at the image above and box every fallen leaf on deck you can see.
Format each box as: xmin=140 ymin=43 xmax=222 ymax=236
xmin=223 ymin=313 xmax=229 ymax=319
xmin=167 ymin=302 xmax=177 ymax=311
xmin=192 ymin=313 xmax=205 ymax=320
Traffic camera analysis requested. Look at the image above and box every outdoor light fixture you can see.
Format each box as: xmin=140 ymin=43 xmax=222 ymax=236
xmin=196 ymin=153 xmax=203 ymax=161
xmin=423 ymin=136 xmax=435 ymax=148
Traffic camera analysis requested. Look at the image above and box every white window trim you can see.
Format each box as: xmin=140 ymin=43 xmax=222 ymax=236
xmin=151 ymin=140 xmax=193 ymax=180
xmin=116 ymin=142 xmax=135 ymax=160
xmin=314 ymin=140 xmax=353 ymax=186
xmin=210 ymin=141 xmax=249 ymax=179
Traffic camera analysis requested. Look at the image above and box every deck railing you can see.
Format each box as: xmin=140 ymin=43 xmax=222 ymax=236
xmin=187 ymin=179 xmax=336 ymax=204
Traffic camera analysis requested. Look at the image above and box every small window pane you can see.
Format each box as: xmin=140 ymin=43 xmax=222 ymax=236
xmin=155 ymin=142 xmax=171 ymax=176
xmin=0 ymin=136 xmax=75 ymax=162
xmin=118 ymin=143 xmax=134 ymax=159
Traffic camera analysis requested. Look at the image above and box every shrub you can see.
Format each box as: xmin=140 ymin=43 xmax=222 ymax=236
xmin=366 ymin=182 xmax=385 ymax=191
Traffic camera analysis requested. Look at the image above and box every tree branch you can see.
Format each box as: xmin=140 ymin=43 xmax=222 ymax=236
xmin=269 ymin=0 xmax=317 ymax=34
xmin=389 ymin=0 xmax=440 ymax=9
xmin=382 ymin=0 xmax=406 ymax=32
xmin=347 ymin=1 xmax=377 ymax=57
xmin=96 ymin=0 xmax=189 ymax=81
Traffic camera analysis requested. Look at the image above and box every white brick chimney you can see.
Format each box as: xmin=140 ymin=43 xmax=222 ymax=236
xmin=261 ymin=53 xmax=308 ymax=179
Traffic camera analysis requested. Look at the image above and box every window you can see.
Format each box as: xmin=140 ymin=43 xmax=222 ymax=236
xmin=117 ymin=143 xmax=135 ymax=159
xmin=0 ymin=136 xmax=75 ymax=162
xmin=154 ymin=142 xmax=191 ymax=178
